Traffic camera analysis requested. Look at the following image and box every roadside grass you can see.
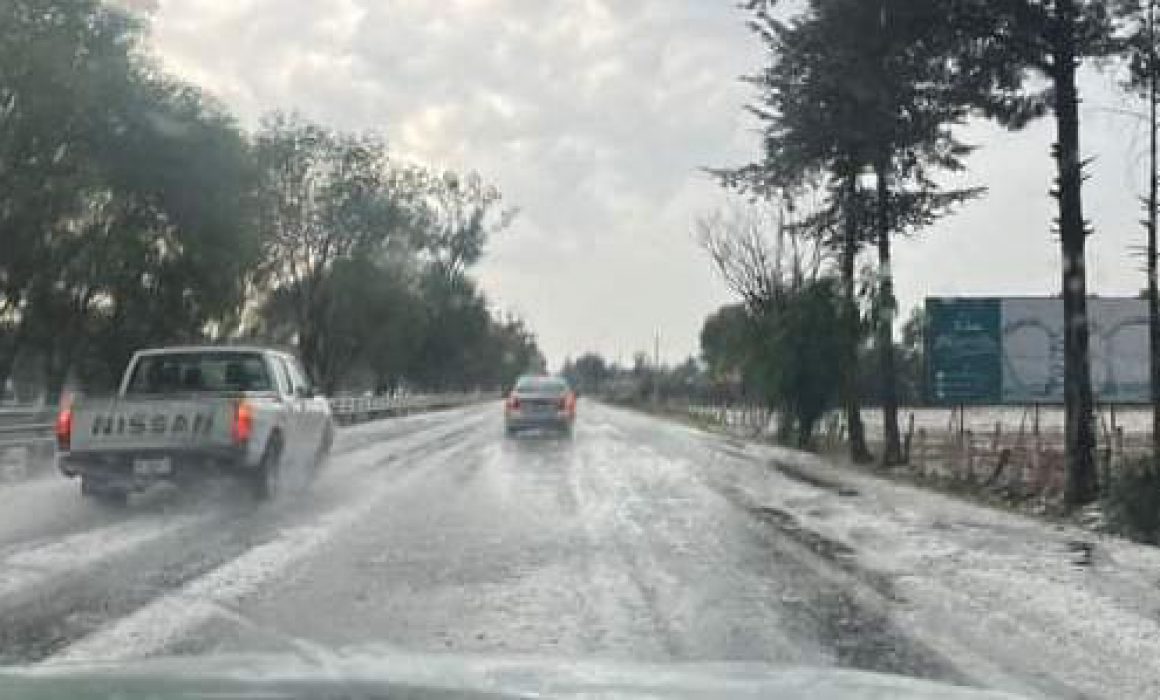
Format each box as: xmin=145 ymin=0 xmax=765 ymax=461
xmin=1102 ymin=459 xmax=1160 ymax=545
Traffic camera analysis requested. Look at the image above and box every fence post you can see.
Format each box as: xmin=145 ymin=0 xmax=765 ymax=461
xmin=903 ymin=412 xmax=915 ymax=464
xmin=1030 ymin=433 xmax=1042 ymax=492
xmin=964 ymin=429 xmax=975 ymax=482
xmin=916 ymin=427 xmax=927 ymax=475
xmin=1115 ymin=426 xmax=1125 ymax=471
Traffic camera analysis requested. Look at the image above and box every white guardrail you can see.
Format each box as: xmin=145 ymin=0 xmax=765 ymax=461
xmin=327 ymin=392 xmax=488 ymax=425
xmin=0 ymin=407 xmax=57 ymax=450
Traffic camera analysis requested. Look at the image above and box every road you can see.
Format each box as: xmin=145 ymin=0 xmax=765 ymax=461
xmin=1 ymin=401 xmax=1155 ymax=698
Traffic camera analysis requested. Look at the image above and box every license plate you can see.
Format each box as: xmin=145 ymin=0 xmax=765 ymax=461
xmin=133 ymin=457 xmax=172 ymax=477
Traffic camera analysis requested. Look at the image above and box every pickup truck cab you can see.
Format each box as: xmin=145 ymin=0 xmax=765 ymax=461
xmin=57 ymin=346 xmax=334 ymax=504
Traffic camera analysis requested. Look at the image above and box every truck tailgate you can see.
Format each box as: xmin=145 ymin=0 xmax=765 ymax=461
xmin=69 ymin=399 xmax=237 ymax=453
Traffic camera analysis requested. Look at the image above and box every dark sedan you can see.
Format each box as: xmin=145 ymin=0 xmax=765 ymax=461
xmin=504 ymin=375 xmax=576 ymax=437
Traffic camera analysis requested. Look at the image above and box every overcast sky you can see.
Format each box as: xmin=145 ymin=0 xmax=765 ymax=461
xmin=134 ymin=0 xmax=1153 ymax=368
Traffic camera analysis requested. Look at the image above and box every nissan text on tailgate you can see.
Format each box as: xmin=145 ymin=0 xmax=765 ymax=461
xmin=57 ymin=346 xmax=335 ymax=505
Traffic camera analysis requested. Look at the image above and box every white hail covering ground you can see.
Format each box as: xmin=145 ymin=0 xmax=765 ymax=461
xmin=725 ymin=437 xmax=1160 ymax=700
xmin=2 ymin=402 xmax=1155 ymax=699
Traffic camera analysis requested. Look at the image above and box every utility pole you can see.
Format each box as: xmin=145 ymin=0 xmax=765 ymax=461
xmin=653 ymin=331 xmax=661 ymax=405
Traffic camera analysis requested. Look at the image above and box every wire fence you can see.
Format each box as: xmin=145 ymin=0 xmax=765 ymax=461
xmin=669 ymin=399 xmax=1154 ymax=502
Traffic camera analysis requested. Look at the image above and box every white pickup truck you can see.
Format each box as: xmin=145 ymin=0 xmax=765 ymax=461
xmin=57 ymin=346 xmax=334 ymax=505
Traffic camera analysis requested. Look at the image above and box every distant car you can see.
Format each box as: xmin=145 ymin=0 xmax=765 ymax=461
xmin=504 ymin=375 xmax=576 ymax=437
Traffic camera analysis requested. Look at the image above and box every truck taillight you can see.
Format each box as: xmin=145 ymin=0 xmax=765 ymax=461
xmin=55 ymin=407 xmax=72 ymax=451
xmin=232 ymin=401 xmax=253 ymax=445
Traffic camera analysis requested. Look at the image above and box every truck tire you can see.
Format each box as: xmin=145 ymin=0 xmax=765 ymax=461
xmin=81 ymin=477 xmax=128 ymax=507
xmin=250 ymin=435 xmax=283 ymax=502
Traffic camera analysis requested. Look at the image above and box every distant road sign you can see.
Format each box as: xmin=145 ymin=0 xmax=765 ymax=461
xmin=925 ymin=297 xmax=1150 ymax=405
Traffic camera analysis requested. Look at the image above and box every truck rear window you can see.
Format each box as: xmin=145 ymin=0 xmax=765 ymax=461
xmin=126 ymin=353 xmax=273 ymax=395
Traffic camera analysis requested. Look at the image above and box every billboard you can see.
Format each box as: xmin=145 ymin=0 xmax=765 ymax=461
xmin=925 ymin=297 xmax=1150 ymax=405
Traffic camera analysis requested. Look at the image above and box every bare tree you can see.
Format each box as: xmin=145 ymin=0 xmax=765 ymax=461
xmin=696 ymin=197 xmax=844 ymax=447
xmin=696 ymin=199 xmax=827 ymax=312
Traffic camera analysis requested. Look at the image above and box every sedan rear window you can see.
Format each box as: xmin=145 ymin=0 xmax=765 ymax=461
xmin=515 ymin=377 xmax=569 ymax=394
xmin=126 ymin=353 xmax=273 ymax=395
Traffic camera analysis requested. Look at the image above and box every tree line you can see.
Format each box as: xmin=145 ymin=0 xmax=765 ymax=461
xmin=696 ymin=0 xmax=1158 ymax=509
xmin=0 ymin=0 xmax=543 ymax=401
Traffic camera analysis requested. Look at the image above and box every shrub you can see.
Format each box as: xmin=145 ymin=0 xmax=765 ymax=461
xmin=1103 ymin=459 xmax=1160 ymax=545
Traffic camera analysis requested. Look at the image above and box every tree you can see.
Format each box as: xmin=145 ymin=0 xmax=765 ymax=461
xmin=898 ymin=306 xmax=926 ymax=405
xmin=413 ymin=170 xmax=518 ymax=280
xmin=0 ymin=0 xmax=256 ymax=396
xmin=698 ymin=201 xmax=843 ymax=447
xmin=0 ymin=3 xmax=540 ymax=401
xmin=763 ymin=279 xmax=844 ymax=447
xmin=253 ymin=113 xmax=413 ymax=388
xmin=1121 ymin=0 xmax=1160 ymax=458
xmin=0 ymin=0 xmax=142 ymax=390
xmin=360 ymin=262 xmax=429 ymax=394
xmin=977 ymin=0 xmax=1128 ymax=505
xmin=731 ymin=0 xmax=987 ymax=466
xmin=860 ymin=305 xmax=925 ymax=406
xmin=700 ymin=303 xmax=753 ymax=385
xmin=718 ymin=3 xmax=872 ymax=463
xmin=566 ymin=353 xmax=611 ymax=395
xmin=252 ymin=113 xmax=525 ymax=393
xmin=485 ymin=315 xmax=546 ymax=390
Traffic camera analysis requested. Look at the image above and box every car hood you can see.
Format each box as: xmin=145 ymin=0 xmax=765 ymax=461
xmin=4 ymin=649 xmax=1026 ymax=699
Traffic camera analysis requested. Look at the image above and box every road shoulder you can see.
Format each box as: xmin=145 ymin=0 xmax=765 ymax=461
xmin=632 ymin=404 xmax=1160 ymax=699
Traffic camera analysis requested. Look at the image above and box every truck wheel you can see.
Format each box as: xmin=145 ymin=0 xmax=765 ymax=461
xmin=81 ymin=478 xmax=128 ymax=507
xmin=250 ymin=436 xmax=283 ymax=502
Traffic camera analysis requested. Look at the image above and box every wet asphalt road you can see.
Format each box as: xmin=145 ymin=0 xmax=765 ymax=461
xmin=0 ymin=402 xmax=961 ymax=683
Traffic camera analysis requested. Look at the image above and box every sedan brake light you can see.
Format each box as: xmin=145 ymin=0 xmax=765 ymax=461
xmin=507 ymin=395 xmax=521 ymax=411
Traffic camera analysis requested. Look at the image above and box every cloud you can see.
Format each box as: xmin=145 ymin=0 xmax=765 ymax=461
xmin=141 ymin=1 xmax=1147 ymax=369
xmin=145 ymin=0 xmax=753 ymax=364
